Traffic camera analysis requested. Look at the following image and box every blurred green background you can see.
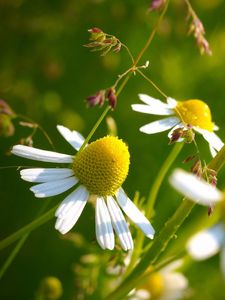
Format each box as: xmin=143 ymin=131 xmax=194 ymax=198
xmin=1 ymin=0 xmax=225 ymax=299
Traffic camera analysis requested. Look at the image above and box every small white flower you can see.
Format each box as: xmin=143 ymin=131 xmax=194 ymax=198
xmin=129 ymin=260 xmax=188 ymax=300
xmin=187 ymin=223 xmax=225 ymax=281
xmin=169 ymin=169 xmax=223 ymax=206
xmin=132 ymin=94 xmax=224 ymax=157
xmin=12 ymin=125 xmax=155 ymax=251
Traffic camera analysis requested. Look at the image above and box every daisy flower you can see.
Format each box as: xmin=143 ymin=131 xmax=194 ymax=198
xmin=187 ymin=223 xmax=225 ymax=280
xmin=129 ymin=260 xmax=188 ymax=300
xmin=169 ymin=169 xmax=223 ymax=206
xmin=12 ymin=125 xmax=155 ymax=251
xmin=132 ymin=94 xmax=224 ymax=157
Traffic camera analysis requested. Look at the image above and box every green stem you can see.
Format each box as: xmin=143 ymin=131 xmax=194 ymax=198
xmin=0 ymin=234 xmax=29 ymax=280
xmin=207 ymin=145 xmax=225 ymax=172
xmin=105 ymin=198 xmax=195 ymax=300
xmin=16 ymin=114 xmax=55 ymax=151
xmin=146 ymin=143 xmax=184 ymax=218
xmin=125 ymin=143 xmax=183 ymax=276
xmin=0 ymin=199 xmax=52 ymax=280
xmin=137 ymin=70 xmax=168 ymax=99
xmin=78 ymin=74 xmax=131 ymax=153
xmin=78 ymin=106 xmax=111 ymax=153
xmin=0 ymin=205 xmax=57 ymax=251
xmin=133 ymin=0 xmax=170 ymax=66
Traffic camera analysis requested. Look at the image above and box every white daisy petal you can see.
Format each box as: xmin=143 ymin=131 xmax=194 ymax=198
xmin=55 ymin=185 xmax=88 ymax=218
xmin=214 ymin=124 xmax=219 ymax=131
xmin=95 ymin=197 xmax=115 ymax=250
xmin=12 ymin=145 xmax=73 ymax=163
xmin=202 ymin=131 xmax=224 ymax=152
xmin=55 ymin=185 xmax=89 ymax=234
xmin=131 ymin=104 xmax=173 ymax=116
xmin=169 ymin=169 xmax=223 ymax=206
xmin=30 ymin=176 xmax=78 ymax=198
xmin=20 ymin=168 xmax=74 ymax=183
xmin=138 ymin=94 xmax=170 ymax=108
xmin=57 ymin=125 xmax=85 ymax=151
xmin=209 ymin=145 xmax=217 ymax=158
xmin=187 ymin=224 xmax=224 ymax=260
xmin=167 ymin=97 xmax=178 ymax=108
xmin=116 ymin=188 xmax=155 ymax=239
xmin=140 ymin=117 xmax=180 ymax=134
xmin=107 ymin=196 xmax=133 ymax=251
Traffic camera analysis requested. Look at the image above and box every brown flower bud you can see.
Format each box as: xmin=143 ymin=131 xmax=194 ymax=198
xmin=183 ymin=154 xmax=196 ymax=164
xmin=208 ymin=206 xmax=214 ymax=216
xmin=86 ymin=90 xmax=105 ymax=107
xmin=169 ymin=128 xmax=184 ymax=144
xmin=107 ymin=88 xmax=117 ymax=109
xmin=190 ymin=159 xmax=202 ymax=177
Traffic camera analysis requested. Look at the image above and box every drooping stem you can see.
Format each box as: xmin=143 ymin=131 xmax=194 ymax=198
xmin=0 ymin=234 xmax=29 ymax=280
xmin=125 ymin=143 xmax=184 ymax=276
xmin=137 ymin=69 xmax=168 ymax=99
xmin=0 ymin=199 xmax=52 ymax=280
xmin=16 ymin=114 xmax=55 ymax=151
xmin=0 ymin=205 xmax=57 ymax=251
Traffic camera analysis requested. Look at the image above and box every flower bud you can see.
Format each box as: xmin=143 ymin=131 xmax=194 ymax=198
xmin=190 ymin=159 xmax=202 ymax=177
xmin=183 ymin=128 xmax=195 ymax=144
xmin=169 ymin=128 xmax=184 ymax=144
xmin=0 ymin=114 xmax=15 ymax=137
xmin=88 ymin=27 xmax=106 ymax=42
xmin=86 ymin=90 xmax=105 ymax=107
xmin=107 ymin=88 xmax=117 ymax=109
xmin=35 ymin=276 xmax=63 ymax=300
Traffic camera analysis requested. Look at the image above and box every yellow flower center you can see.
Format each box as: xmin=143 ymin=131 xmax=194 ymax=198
xmin=140 ymin=272 xmax=164 ymax=298
xmin=73 ymin=136 xmax=130 ymax=196
xmin=175 ymin=99 xmax=214 ymax=131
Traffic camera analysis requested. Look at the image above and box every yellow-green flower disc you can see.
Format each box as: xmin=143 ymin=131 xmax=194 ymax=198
xmin=140 ymin=272 xmax=164 ymax=298
xmin=73 ymin=136 xmax=130 ymax=196
xmin=175 ymin=99 xmax=214 ymax=131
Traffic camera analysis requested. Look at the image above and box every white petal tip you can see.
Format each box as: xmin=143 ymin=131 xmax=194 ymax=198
xmin=139 ymin=127 xmax=153 ymax=134
xmin=146 ymin=233 xmax=155 ymax=239
xmin=170 ymin=169 xmax=224 ymax=205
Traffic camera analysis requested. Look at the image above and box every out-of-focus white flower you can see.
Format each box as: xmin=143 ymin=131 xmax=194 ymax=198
xmin=132 ymin=94 xmax=224 ymax=157
xmin=12 ymin=125 xmax=155 ymax=251
xmin=169 ymin=169 xmax=223 ymax=206
xmin=187 ymin=223 xmax=225 ymax=280
xmin=129 ymin=260 xmax=188 ymax=300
